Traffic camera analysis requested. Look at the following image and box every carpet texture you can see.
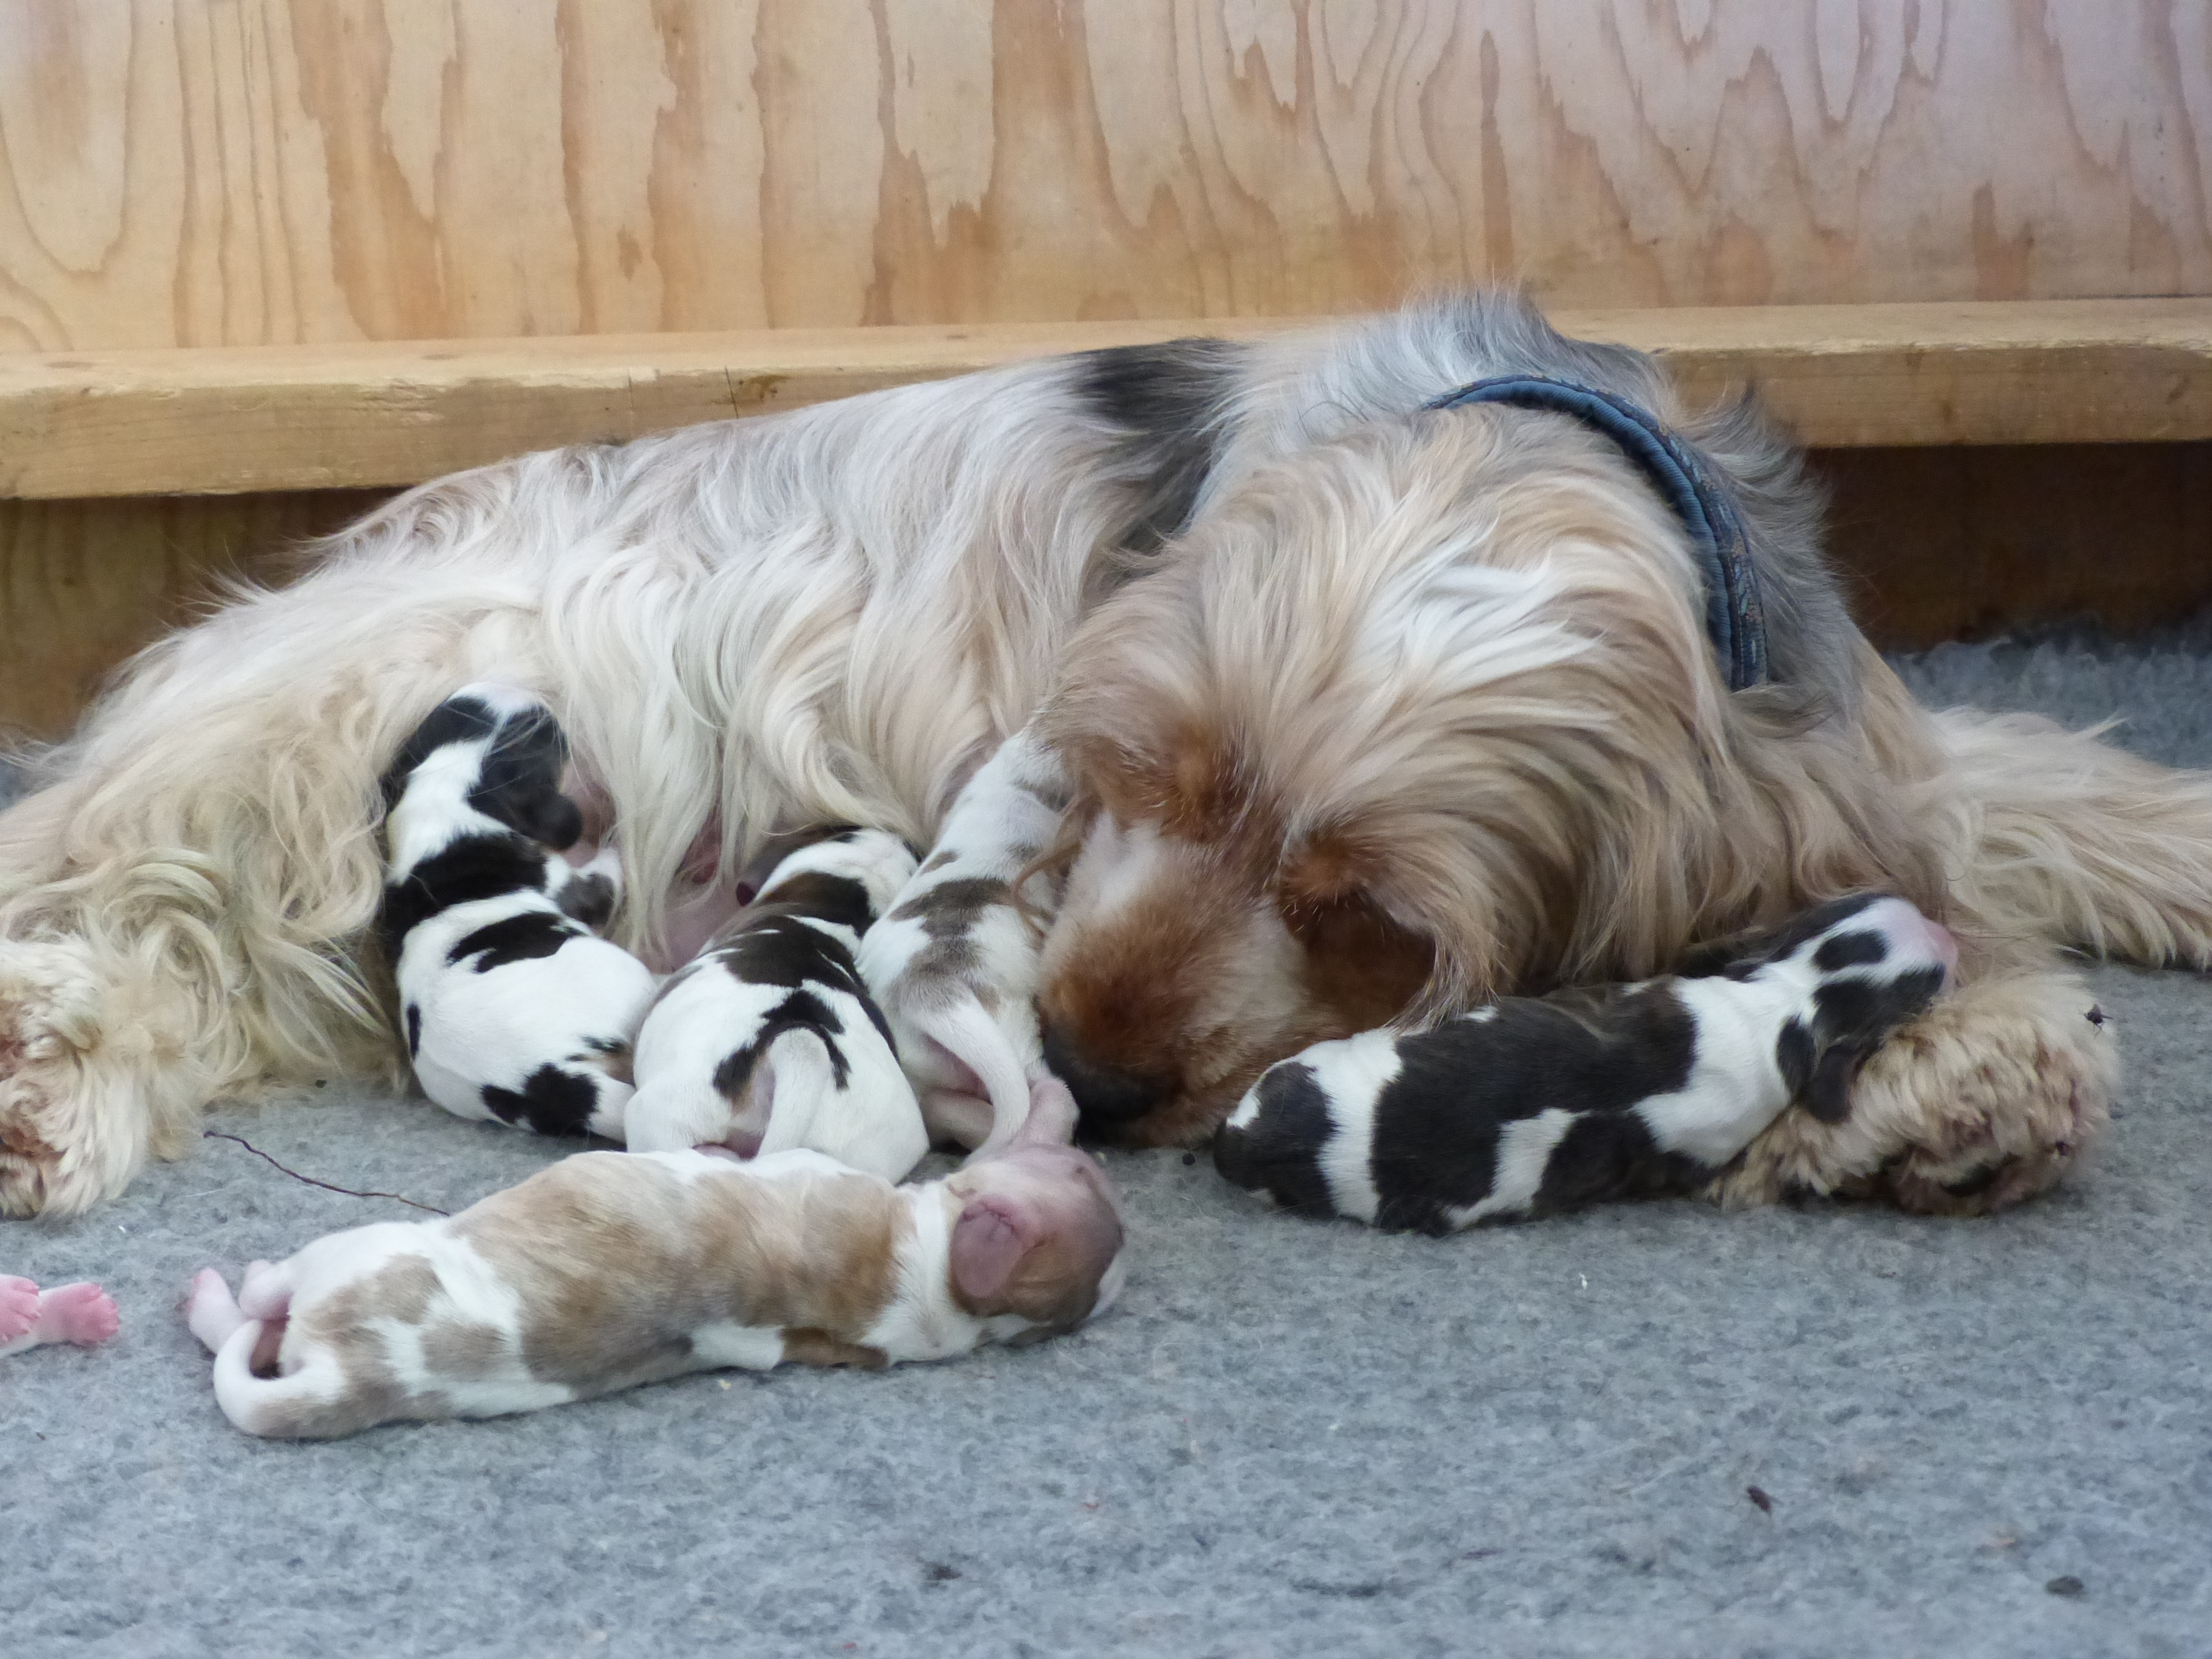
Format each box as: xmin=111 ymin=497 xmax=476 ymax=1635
xmin=4 ymin=632 xmax=2210 ymax=1658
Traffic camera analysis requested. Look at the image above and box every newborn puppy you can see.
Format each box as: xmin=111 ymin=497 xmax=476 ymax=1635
xmin=1 ymin=1276 xmax=119 ymax=1358
xmin=858 ymin=726 xmax=1072 ymax=1154
xmin=184 ymin=1080 xmax=1124 ymax=1439
xmin=624 ymin=831 xmax=926 ymax=1182
xmin=382 ymin=685 xmax=658 ymax=1139
xmin=1216 ymin=895 xmax=1957 ymax=1234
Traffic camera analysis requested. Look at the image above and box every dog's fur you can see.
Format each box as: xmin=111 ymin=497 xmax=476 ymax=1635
xmin=383 ymin=685 xmax=658 ymax=1139
xmin=3 ymin=295 xmax=2208 ymax=1219
xmin=1214 ymin=894 xmax=1963 ymax=1232
xmin=625 ymin=829 xmax=927 ymax=1181
xmin=183 ymin=1079 xmax=1124 ymax=1438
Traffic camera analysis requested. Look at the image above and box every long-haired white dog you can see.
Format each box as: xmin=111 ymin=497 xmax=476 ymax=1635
xmin=3 ymin=294 xmax=2208 ymax=1219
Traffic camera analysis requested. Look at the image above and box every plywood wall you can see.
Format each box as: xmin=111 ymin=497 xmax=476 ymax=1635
xmin=2 ymin=0 xmax=2204 ymax=351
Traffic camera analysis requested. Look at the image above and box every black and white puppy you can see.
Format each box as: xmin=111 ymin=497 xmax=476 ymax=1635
xmin=381 ymin=684 xmax=658 ymax=1139
xmin=1214 ymin=894 xmax=1957 ymax=1234
xmin=624 ymin=830 xmax=927 ymax=1182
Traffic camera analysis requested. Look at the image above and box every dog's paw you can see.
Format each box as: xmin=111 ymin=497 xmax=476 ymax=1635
xmin=0 ymin=1275 xmax=39 ymax=1343
xmin=1711 ymin=967 xmax=2116 ymax=1217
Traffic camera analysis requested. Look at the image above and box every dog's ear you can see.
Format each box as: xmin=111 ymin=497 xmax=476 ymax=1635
xmin=521 ymin=791 xmax=586 ymax=851
xmin=950 ymin=1193 xmax=1042 ymax=1305
xmin=1802 ymin=1039 xmax=1869 ymax=1124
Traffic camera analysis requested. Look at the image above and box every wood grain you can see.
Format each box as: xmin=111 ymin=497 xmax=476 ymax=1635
xmin=1818 ymin=442 xmax=2212 ymax=649
xmin=1 ymin=2 xmax=2205 ymax=352
xmin=6 ymin=299 xmax=2207 ymax=498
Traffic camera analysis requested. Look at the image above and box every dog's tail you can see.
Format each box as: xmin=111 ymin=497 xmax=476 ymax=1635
xmin=1931 ymin=708 xmax=2212 ymax=967
xmin=910 ymin=995 xmax=1035 ymax=1155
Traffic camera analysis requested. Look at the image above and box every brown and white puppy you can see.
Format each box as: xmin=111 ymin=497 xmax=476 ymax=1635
xmin=182 ymin=1081 xmax=1123 ymax=1439
xmin=1 ymin=1275 xmax=118 ymax=1358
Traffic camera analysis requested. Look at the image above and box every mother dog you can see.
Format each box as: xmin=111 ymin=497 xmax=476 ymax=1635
xmin=1 ymin=295 xmax=2202 ymax=1216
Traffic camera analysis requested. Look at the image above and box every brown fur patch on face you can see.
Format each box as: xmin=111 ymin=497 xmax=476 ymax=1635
xmin=1288 ymin=892 xmax=1436 ymax=1036
xmin=458 ymin=1152 xmax=909 ymax=1396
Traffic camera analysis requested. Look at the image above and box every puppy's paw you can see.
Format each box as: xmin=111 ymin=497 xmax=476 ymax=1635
xmin=0 ymin=1275 xmax=40 ymax=1343
xmin=38 ymin=1282 xmax=119 ymax=1347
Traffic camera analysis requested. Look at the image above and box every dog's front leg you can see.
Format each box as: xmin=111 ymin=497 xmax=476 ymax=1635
xmin=1708 ymin=957 xmax=2116 ymax=1215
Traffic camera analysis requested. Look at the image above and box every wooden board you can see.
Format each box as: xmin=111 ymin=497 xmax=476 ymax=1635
xmin=1 ymin=1 xmax=2205 ymax=352
xmin=1818 ymin=442 xmax=2212 ymax=649
xmin=5 ymin=450 xmax=2209 ymax=739
xmin=0 ymin=491 xmax=389 ymax=740
xmin=6 ymin=299 xmax=2210 ymax=499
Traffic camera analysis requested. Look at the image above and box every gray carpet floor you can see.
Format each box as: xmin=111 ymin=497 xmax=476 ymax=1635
xmin=5 ymin=632 xmax=2211 ymax=1658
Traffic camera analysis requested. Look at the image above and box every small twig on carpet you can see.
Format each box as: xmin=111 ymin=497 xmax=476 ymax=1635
xmin=201 ymin=1129 xmax=452 ymax=1215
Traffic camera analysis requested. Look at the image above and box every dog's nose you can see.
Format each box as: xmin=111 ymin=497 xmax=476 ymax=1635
xmin=1040 ymin=1019 xmax=1166 ymax=1128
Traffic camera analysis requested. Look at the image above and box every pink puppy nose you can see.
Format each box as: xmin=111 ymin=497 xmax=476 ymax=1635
xmin=1916 ymin=916 xmax=1960 ymax=985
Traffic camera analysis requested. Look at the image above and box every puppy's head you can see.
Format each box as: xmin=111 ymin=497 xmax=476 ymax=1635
xmin=1035 ymin=413 xmax=1755 ymax=1145
xmin=941 ymin=1081 xmax=1126 ymax=1338
xmin=1712 ymin=893 xmax=1957 ymax=1124
xmin=385 ymin=682 xmax=583 ymax=852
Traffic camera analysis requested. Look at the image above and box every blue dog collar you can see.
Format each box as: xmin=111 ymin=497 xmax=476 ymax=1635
xmin=1426 ymin=375 xmax=1768 ymax=691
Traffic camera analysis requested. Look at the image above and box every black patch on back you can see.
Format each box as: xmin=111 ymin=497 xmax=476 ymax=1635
xmin=1361 ymin=984 xmax=1703 ymax=1233
xmin=448 ymin=910 xmax=585 ymax=972
xmin=1530 ymin=1114 xmax=1705 ymax=1217
xmin=1073 ymin=338 xmax=1243 ymax=555
xmin=757 ymin=869 xmax=880 ymax=936
xmin=481 ymin=1063 xmax=598 ymax=1136
xmin=379 ymin=833 xmax=551 ymax=961
xmin=703 ymin=899 xmax=895 ymax=1051
xmin=1212 ymin=1062 xmax=1338 ymax=1219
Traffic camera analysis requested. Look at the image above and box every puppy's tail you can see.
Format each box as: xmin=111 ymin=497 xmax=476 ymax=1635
xmin=1931 ymin=708 xmax=2212 ymax=966
xmin=209 ymin=1319 xmax=351 ymax=1439
xmin=911 ymin=995 xmax=1034 ymax=1155
xmin=750 ymin=1030 xmax=926 ymax=1181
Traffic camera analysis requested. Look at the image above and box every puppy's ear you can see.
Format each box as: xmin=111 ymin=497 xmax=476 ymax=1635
xmin=1802 ymin=1040 xmax=1868 ymax=1125
xmin=523 ymin=790 xmax=586 ymax=852
xmin=950 ymin=1193 xmax=1041 ymax=1303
